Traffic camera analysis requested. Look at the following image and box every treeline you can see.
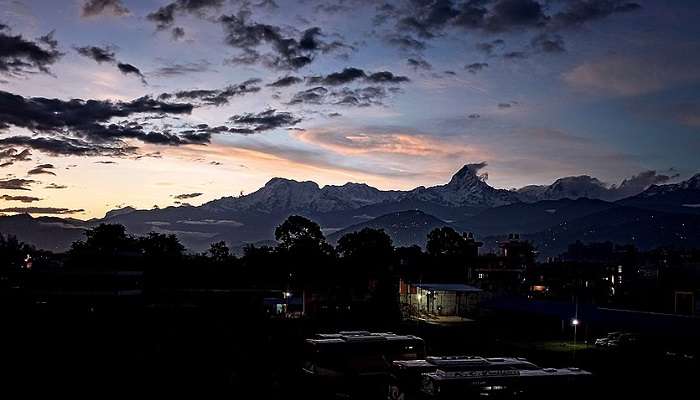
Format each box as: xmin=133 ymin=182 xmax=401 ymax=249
xmin=1 ymin=215 xmax=525 ymax=287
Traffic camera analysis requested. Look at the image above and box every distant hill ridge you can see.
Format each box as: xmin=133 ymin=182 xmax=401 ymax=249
xmin=1 ymin=164 xmax=699 ymax=254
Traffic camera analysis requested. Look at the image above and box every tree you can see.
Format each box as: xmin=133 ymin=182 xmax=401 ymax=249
xmin=208 ymin=241 xmax=231 ymax=263
xmin=139 ymin=232 xmax=185 ymax=258
xmin=274 ymin=216 xmax=334 ymax=286
xmin=67 ymin=224 xmax=140 ymax=269
xmin=426 ymin=227 xmax=466 ymax=257
xmin=275 ymin=215 xmax=326 ymax=251
xmin=337 ymin=228 xmax=400 ymax=324
xmin=0 ymin=234 xmax=33 ymax=269
xmin=72 ymin=224 xmax=135 ymax=256
xmin=337 ymin=228 xmax=394 ymax=278
xmin=395 ymin=245 xmax=426 ymax=281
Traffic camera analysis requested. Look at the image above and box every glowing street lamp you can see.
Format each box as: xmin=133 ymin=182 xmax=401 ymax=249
xmin=571 ymin=317 xmax=580 ymax=364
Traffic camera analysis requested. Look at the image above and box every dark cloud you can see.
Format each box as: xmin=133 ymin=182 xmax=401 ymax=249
xmin=0 ymin=136 xmax=135 ymax=157
xmin=485 ymin=0 xmax=548 ymax=32
xmin=151 ymin=60 xmax=214 ymax=77
xmin=173 ymin=192 xmax=203 ymax=200
xmin=147 ymin=3 xmax=177 ymax=30
xmin=81 ymin=0 xmax=130 ymax=18
xmin=407 ymin=57 xmax=432 ymax=70
xmin=498 ymin=102 xmax=512 ymax=108
xmin=117 ymin=62 xmax=147 ymax=84
xmin=132 ymin=151 xmax=162 ymax=160
xmin=465 ymin=62 xmax=488 ymax=73
xmin=330 ymin=86 xmax=391 ymax=107
xmin=0 ymin=194 xmax=41 ymax=203
xmin=288 ymin=85 xmax=393 ymax=107
xmin=267 ymin=76 xmax=303 ymax=87
xmin=307 ymin=67 xmax=409 ymax=85
xmin=172 ymin=27 xmax=186 ymax=40
xmin=552 ymin=0 xmax=641 ymax=28
xmin=0 ymin=147 xmax=31 ymax=167
xmin=384 ymin=34 xmax=427 ymax=51
xmin=381 ymin=0 xmax=640 ymax=53
xmin=228 ymin=109 xmax=302 ymax=134
xmin=147 ymin=0 xmax=224 ymax=30
xmin=366 ymin=71 xmax=410 ymax=83
xmin=28 ymin=163 xmax=56 ymax=176
xmin=0 ymin=178 xmax=35 ymax=190
xmin=288 ymin=86 xmax=328 ymax=105
xmin=0 ymin=90 xmax=198 ymax=156
xmin=308 ymin=67 xmax=366 ymax=85
xmin=503 ymin=51 xmax=527 ymax=59
xmin=314 ymin=3 xmax=350 ymax=14
xmin=468 ymin=113 xmax=480 ymax=119
xmin=225 ymin=47 xmax=262 ymax=66
xmin=256 ymin=0 xmax=279 ymax=10
xmin=0 ymin=26 xmax=63 ymax=78
xmin=219 ymin=11 xmax=351 ymax=70
xmin=531 ymin=33 xmax=565 ymax=53
xmin=75 ymin=45 xmax=148 ymax=83
xmin=0 ymin=207 xmax=84 ymax=215
xmin=74 ymin=45 xmax=117 ymax=63
xmin=45 ymin=183 xmax=67 ymax=189
xmin=475 ymin=39 xmax=504 ymax=55
xmin=161 ymin=78 xmax=262 ymax=106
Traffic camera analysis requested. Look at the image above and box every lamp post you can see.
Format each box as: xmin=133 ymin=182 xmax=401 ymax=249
xmin=571 ymin=296 xmax=579 ymax=364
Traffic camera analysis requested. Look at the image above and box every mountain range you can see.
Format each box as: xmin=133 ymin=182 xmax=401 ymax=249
xmin=1 ymin=163 xmax=699 ymax=256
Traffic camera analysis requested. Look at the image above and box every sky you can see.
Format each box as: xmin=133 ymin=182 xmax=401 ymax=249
xmin=0 ymin=0 xmax=699 ymax=218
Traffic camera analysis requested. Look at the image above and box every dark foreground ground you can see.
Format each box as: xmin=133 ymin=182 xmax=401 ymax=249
xmin=1 ymin=300 xmax=698 ymax=399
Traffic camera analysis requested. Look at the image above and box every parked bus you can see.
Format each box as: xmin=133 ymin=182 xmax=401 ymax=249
xmin=389 ymin=356 xmax=540 ymax=400
xmin=302 ymin=331 xmax=425 ymax=398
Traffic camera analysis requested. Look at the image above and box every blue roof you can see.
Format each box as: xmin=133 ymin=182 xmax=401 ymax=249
xmin=415 ymin=283 xmax=482 ymax=293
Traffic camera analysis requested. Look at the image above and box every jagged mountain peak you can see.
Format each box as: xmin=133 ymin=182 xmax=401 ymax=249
xmin=263 ymin=177 xmax=320 ymax=190
xmin=681 ymin=173 xmax=700 ymax=189
xmin=408 ymin=162 xmax=519 ymax=207
xmin=104 ymin=206 xmax=136 ymax=219
xmin=448 ymin=162 xmax=488 ymax=187
xmin=635 ymin=172 xmax=700 ymax=197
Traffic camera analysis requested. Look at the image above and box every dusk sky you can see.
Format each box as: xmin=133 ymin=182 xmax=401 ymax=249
xmin=1 ymin=0 xmax=699 ymax=218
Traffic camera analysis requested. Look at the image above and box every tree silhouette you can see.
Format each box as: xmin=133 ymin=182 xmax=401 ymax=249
xmin=72 ymin=224 xmax=136 ymax=255
xmin=0 ymin=233 xmax=33 ymax=269
xmin=337 ymin=228 xmax=394 ymax=278
xmin=208 ymin=241 xmax=231 ymax=263
xmin=426 ymin=227 xmax=466 ymax=257
xmin=337 ymin=228 xmax=399 ymax=324
xmin=68 ymin=224 xmax=140 ymax=269
xmin=275 ymin=215 xmax=334 ymax=287
xmin=139 ymin=232 xmax=184 ymax=258
xmin=275 ymin=215 xmax=326 ymax=251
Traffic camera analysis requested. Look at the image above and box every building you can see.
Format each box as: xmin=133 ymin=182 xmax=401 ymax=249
xmin=399 ymin=281 xmax=482 ymax=320
xmin=468 ymin=234 xmax=536 ymax=294
xmin=463 ymin=232 xmax=483 ymax=258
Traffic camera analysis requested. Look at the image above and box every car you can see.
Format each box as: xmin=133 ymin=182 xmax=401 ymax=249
xmin=606 ymin=333 xmax=640 ymax=349
xmin=594 ymin=332 xmax=623 ymax=347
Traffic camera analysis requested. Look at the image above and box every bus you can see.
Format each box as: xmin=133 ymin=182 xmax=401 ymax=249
xmin=302 ymin=331 xmax=425 ymax=398
xmin=389 ymin=356 xmax=541 ymax=400
xmin=420 ymin=365 xmax=591 ymax=399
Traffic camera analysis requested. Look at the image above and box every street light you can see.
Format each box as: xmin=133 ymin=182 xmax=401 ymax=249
xmin=571 ymin=318 xmax=580 ymax=364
